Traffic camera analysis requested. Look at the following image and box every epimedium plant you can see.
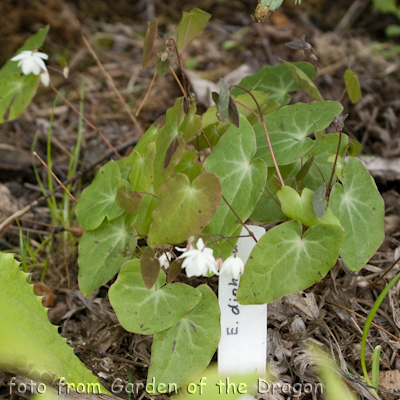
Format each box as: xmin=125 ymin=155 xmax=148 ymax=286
xmin=0 ymin=3 xmax=384 ymax=394
xmin=73 ymin=8 xmax=384 ymax=390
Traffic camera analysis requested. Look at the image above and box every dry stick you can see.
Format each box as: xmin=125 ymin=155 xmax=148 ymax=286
xmin=326 ymin=300 xmax=400 ymax=343
xmin=169 ymin=66 xmax=186 ymax=97
xmin=136 ymin=70 xmax=157 ymax=116
xmin=167 ymin=38 xmax=189 ymax=109
xmin=231 ymin=85 xmax=285 ymax=187
xmin=0 ymin=138 xmax=138 ymax=234
xmin=49 ymin=82 xmax=121 ymax=159
xmin=33 ymin=152 xmax=77 ymax=204
xmin=184 ymin=143 xmax=258 ymax=243
xmin=357 ymin=253 xmax=400 ymax=297
xmin=81 ymin=35 xmax=144 ymax=135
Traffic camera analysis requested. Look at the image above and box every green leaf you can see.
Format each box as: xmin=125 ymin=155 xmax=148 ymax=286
xmin=129 ymin=143 xmax=156 ymax=192
xmin=327 ymin=154 xmax=346 ymax=181
xmin=218 ymin=78 xmax=230 ymax=122
xmin=143 ymin=19 xmax=158 ymax=69
xmin=344 ymin=68 xmax=362 ymax=104
xmin=0 ymin=26 xmax=49 ymax=78
xmin=250 ymin=133 xmax=348 ymax=223
xmin=386 ymin=24 xmax=400 ymax=37
xmin=372 ymin=0 xmax=397 ymax=14
xmin=285 ymin=61 xmax=324 ymax=102
xmin=147 ymin=173 xmax=221 ymax=247
xmin=156 ymin=58 xmax=170 ymax=76
xmin=329 ymin=158 xmax=384 ymax=271
xmin=140 ymin=246 xmax=161 ymax=290
xmin=277 ymin=186 xmax=341 ymax=227
xmin=237 ymin=220 xmax=344 ymax=304
xmin=231 ymin=62 xmax=316 ymax=105
xmin=75 ymin=160 xmax=130 ymax=230
xmin=116 ymin=186 xmax=143 ymax=215
xmin=176 ymin=8 xmax=211 ymax=51
xmin=135 ymin=188 xmax=159 ymax=235
xmin=134 ymin=124 xmax=159 ymax=155
xmin=295 ymin=155 xmax=314 ymax=181
xmin=348 ymin=140 xmax=362 ymax=157
xmin=148 ymin=284 xmax=220 ymax=389
xmin=0 ymin=74 xmax=40 ymax=123
xmin=313 ymin=183 xmax=327 ymax=218
xmin=203 ymin=116 xmax=267 ymax=257
xmin=78 ymin=213 xmax=137 ymax=295
xmin=0 ymin=253 xmax=108 ymax=393
xmin=175 ymin=149 xmax=203 ymax=182
xmin=254 ymin=101 xmax=343 ymax=167
xmin=153 ymin=98 xmax=185 ymax=192
xmin=109 ymin=260 xmax=201 ymax=334
xmin=180 ymin=104 xmax=202 ymax=142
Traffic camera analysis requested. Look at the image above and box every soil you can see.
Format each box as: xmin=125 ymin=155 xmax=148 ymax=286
xmin=1 ymin=0 xmax=400 ymax=399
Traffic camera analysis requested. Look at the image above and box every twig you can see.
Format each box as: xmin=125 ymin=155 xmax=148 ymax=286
xmin=136 ymin=70 xmax=157 ymax=116
xmin=326 ymin=131 xmax=342 ymax=196
xmin=82 ymin=35 xmax=144 ymax=135
xmin=357 ymin=253 xmax=400 ymax=297
xmin=50 ymin=81 xmax=121 ymax=159
xmin=169 ymin=66 xmax=186 ymax=97
xmin=33 ymin=152 xmax=77 ymax=204
xmin=0 ymin=138 xmax=138 ymax=234
xmin=326 ymin=300 xmax=400 ymax=343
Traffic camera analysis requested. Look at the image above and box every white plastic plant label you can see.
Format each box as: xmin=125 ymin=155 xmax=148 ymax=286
xmin=218 ymin=225 xmax=267 ymax=376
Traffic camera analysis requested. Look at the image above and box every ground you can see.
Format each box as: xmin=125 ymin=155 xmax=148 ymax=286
xmin=0 ymin=0 xmax=400 ymax=399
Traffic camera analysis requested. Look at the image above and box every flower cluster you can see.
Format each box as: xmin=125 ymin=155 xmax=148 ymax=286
xmin=164 ymin=238 xmax=245 ymax=279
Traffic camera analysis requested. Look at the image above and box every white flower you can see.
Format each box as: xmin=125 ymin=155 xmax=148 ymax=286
xmin=40 ymin=70 xmax=50 ymax=86
xmin=11 ymin=51 xmax=48 ymax=75
xmin=219 ymin=255 xmax=244 ymax=279
xmin=158 ymin=252 xmax=173 ymax=269
xmin=176 ymin=238 xmax=218 ymax=277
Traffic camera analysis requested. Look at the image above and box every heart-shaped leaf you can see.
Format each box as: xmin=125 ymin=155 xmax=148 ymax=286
xmin=237 ymin=220 xmax=344 ymax=304
xmin=147 ymin=173 xmax=221 ymax=246
xmin=180 ymin=104 xmax=202 ymax=142
xmin=176 ymin=8 xmax=211 ymax=51
xmin=76 ymin=160 xmax=130 ymax=230
xmin=148 ymin=284 xmax=220 ymax=389
xmin=230 ymin=61 xmax=316 ymax=105
xmin=109 ymin=260 xmax=201 ymax=334
xmin=277 ymin=186 xmax=341 ymax=227
xmin=167 ymin=259 xmax=183 ymax=284
xmin=203 ymin=116 xmax=267 ymax=258
xmin=329 ymin=158 xmax=384 ymax=271
xmin=0 ymin=253 xmax=108 ymax=393
xmin=78 ymin=213 xmax=137 ymax=295
xmin=116 ymin=186 xmax=143 ymax=215
xmin=254 ymin=101 xmax=343 ymax=167
xmin=141 ymin=246 xmax=161 ymax=290
xmin=135 ymin=188 xmax=160 ymax=235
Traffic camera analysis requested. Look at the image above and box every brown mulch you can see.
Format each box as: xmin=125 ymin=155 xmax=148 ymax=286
xmin=1 ymin=0 xmax=400 ymax=399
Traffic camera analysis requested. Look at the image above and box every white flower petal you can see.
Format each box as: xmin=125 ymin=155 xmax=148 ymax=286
xmin=21 ymin=59 xmax=35 ymax=75
xmin=35 ymin=57 xmax=48 ymax=72
xmin=11 ymin=51 xmax=32 ymax=61
xmin=220 ymin=256 xmax=244 ymax=279
xmin=36 ymin=52 xmax=49 ymax=60
xmin=40 ymin=70 xmax=50 ymax=86
xmin=196 ymin=238 xmax=205 ymax=251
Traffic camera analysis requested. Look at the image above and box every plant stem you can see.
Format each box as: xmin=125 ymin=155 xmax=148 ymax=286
xmin=326 ymin=131 xmax=342 ymax=196
xmin=231 ymin=85 xmax=284 ymax=187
